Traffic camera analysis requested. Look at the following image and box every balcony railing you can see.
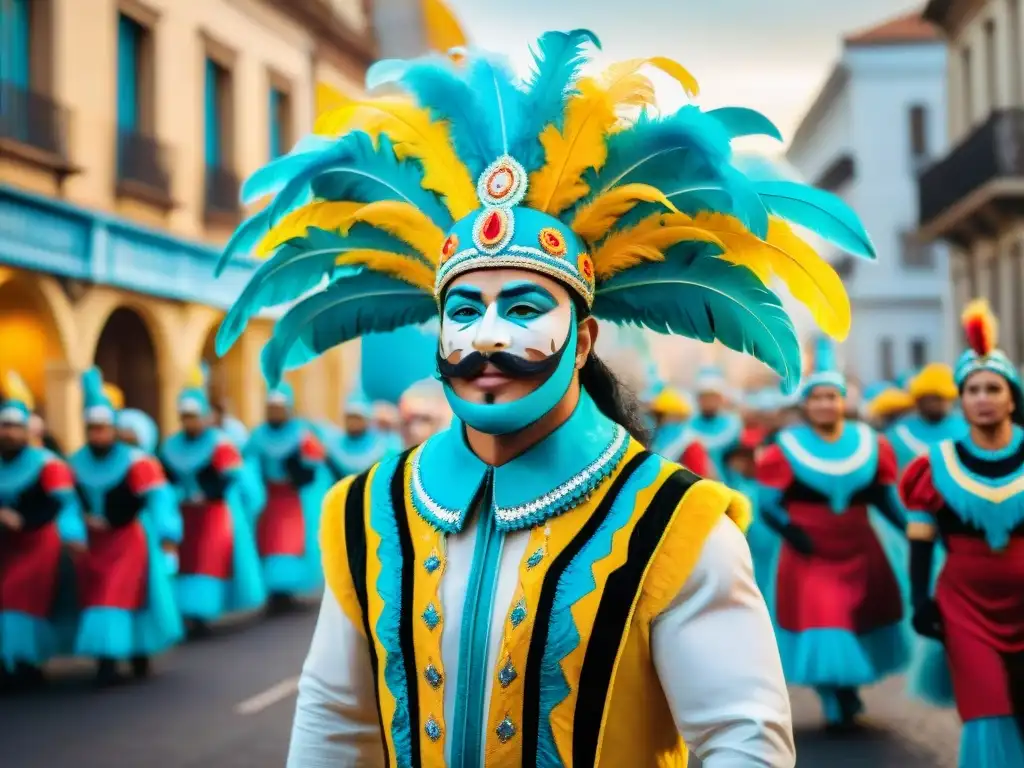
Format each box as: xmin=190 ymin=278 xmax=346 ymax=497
xmin=918 ymin=108 xmax=1024 ymax=226
xmin=205 ymin=165 xmax=241 ymax=218
xmin=0 ymin=79 xmax=70 ymax=160
xmin=117 ymin=129 xmax=173 ymax=203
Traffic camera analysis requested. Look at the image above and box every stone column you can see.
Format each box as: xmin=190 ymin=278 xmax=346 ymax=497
xmin=43 ymin=359 xmax=82 ymax=453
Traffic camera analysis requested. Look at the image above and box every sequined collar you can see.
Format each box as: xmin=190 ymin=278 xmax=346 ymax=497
xmin=410 ymin=392 xmax=629 ymax=533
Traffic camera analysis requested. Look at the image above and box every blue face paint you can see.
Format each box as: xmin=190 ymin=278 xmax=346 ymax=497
xmin=439 ymin=280 xmax=578 ymax=436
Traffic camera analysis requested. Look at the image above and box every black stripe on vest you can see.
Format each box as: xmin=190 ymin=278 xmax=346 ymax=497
xmin=520 ymin=451 xmax=652 ymax=767
xmin=343 ymin=470 xmax=390 ymax=766
xmin=390 ymin=449 xmax=422 ymax=767
xmin=572 ymin=468 xmax=698 ymax=765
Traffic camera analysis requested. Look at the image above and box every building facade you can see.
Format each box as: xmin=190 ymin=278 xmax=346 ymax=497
xmin=786 ymin=12 xmax=952 ymax=385
xmin=920 ymin=0 xmax=1024 ymax=366
xmin=0 ymin=0 xmax=377 ymax=450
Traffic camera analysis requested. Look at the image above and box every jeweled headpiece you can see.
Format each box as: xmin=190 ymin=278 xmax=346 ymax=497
xmin=214 ymin=30 xmax=874 ymax=393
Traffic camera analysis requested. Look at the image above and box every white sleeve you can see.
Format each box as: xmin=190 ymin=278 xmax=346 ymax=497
xmin=286 ymin=592 xmax=387 ymax=768
xmin=651 ymin=517 xmax=795 ymax=767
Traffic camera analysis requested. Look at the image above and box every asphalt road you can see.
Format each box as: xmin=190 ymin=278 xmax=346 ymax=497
xmin=0 ymin=607 xmax=961 ymax=767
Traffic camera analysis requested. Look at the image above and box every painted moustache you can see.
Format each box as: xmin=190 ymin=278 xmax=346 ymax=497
xmin=436 ymin=335 xmax=570 ymax=381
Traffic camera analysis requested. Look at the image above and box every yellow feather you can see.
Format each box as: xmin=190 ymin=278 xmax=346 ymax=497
xmin=339 ymin=201 xmax=446 ymax=267
xmin=2 ymin=371 xmax=34 ymax=411
xmin=527 ymin=78 xmax=617 ymax=215
xmin=185 ymin=365 xmax=205 ymax=389
xmin=690 ymin=212 xmax=852 ymax=340
xmin=646 ymin=56 xmax=700 ymax=98
xmin=258 ymin=202 xmax=367 ymax=256
xmin=590 ymin=213 xmax=726 ymax=280
xmin=102 ymin=383 xmax=125 ymax=410
xmin=596 ymin=56 xmax=700 ymax=105
xmin=571 ymin=184 xmax=678 ymax=244
xmin=334 ymin=250 xmax=435 ymax=292
xmin=314 ymin=98 xmax=477 ymax=220
xmin=315 ymin=83 xmax=350 ymax=120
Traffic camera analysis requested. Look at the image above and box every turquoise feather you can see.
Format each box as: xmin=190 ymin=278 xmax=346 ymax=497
xmin=754 ymin=180 xmax=876 ymax=258
xmin=260 ymin=272 xmax=437 ymax=386
xmin=466 ymin=56 xmax=528 ymax=161
xmin=215 ymin=225 xmax=419 ymax=356
xmin=813 ymin=335 xmax=838 ymax=373
xmin=298 ymin=133 xmax=453 ymax=228
xmin=240 ymin=136 xmax=336 ymax=205
xmin=81 ymin=367 xmax=106 ymax=409
xmin=214 ymin=208 xmax=269 ymax=277
xmin=706 ymin=107 xmax=783 ymax=142
xmin=398 ymin=60 xmax=494 ymax=178
xmin=593 ymin=254 xmax=802 ymax=391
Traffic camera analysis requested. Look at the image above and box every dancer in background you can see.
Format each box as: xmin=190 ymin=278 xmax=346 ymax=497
xmin=688 ymin=365 xmax=743 ymax=482
xmin=648 ymin=386 xmax=715 ymax=476
xmin=371 ymin=400 xmax=404 ymax=454
xmin=862 ymin=382 xmax=915 ymax=432
xmin=757 ymin=338 xmax=909 ymax=730
xmin=322 ymin=390 xmax=391 ymax=478
xmin=0 ymin=372 xmax=83 ymax=690
xmin=69 ymin=370 xmax=182 ymax=686
xmin=890 ymin=363 xmax=968 ymax=469
xmin=397 ymin=378 xmax=451 ymax=448
xmin=246 ymin=384 xmax=331 ymax=609
xmin=901 ymin=300 xmax=1024 ymax=766
xmin=161 ymin=368 xmax=265 ymax=636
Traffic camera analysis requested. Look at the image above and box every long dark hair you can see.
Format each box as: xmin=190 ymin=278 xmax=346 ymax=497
xmin=579 ymin=354 xmax=650 ymax=444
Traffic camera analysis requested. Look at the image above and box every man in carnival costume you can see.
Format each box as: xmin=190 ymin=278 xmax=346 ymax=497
xmin=901 ymin=300 xmax=1024 ymax=766
xmin=647 ymin=385 xmax=715 ymax=476
xmin=160 ymin=367 xmax=265 ymax=636
xmin=398 ymin=378 xmax=452 ymax=448
xmin=889 ymin=363 xmax=968 ymax=469
xmin=213 ymin=30 xmax=875 ymax=766
xmin=756 ymin=337 xmax=909 ymax=730
xmin=323 ymin=389 xmax=395 ymax=478
xmin=372 ymin=400 xmax=406 ymax=453
xmin=687 ymin=365 xmax=744 ymax=482
xmin=245 ymin=383 xmax=331 ymax=607
xmin=0 ymin=372 xmax=83 ymax=689
xmin=69 ymin=369 xmax=183 ymax=685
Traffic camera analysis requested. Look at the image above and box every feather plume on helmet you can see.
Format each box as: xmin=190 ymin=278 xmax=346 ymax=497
xmin=214 ymin=31 xmax=875 ymax=394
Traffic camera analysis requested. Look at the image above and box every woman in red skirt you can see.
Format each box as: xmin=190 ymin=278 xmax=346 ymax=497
xmin=900 ymin=300 xmax=1024 ymax=766
xmin=756 ymin=338 xmax=908 ymax=729
xmin=70 ymin=369 xmax=183 ymax=685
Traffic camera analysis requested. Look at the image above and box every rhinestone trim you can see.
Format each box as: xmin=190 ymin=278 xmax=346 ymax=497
xmin=496 ymin=716 xmax=517 ymax=743
xmin=410 ymin=451 xmax=464 ymax=532
xmin=472 ymin=206 xmax=515 ymax=254
xmin=425 ymin=716 xmax=442 ymax=741
xmin=424 ymin=664 xmax=443 ymax=689
xmin=525 ymin=548 xmax=544 ymax=569
xmin=493 ymin=425 xmax=629 ymax=529
xmin=498 ymin=659 xmax=518 ymax=688
xmin=424 ymin=553 xmax=441 ymax=573
xmin=510 ymin=597 xmax=527 ymax=628
xmin=435 ymin=246 xmax=593 ymax=307
xmin=422 ymin=603 xmax=441 ymax=630
xmin=477 ymin=154 xmax=528 ymax=207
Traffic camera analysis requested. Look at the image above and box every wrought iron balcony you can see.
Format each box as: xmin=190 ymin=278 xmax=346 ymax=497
xmin=116 ymin=129 xmax=174 ymax=205
xmin=0 ymin=79 xmax=72 ymax=167
xmin=204 ymin=164 xmax=241 ymax=219
xmin=918 ymin=108 xmax=1024 ymax=246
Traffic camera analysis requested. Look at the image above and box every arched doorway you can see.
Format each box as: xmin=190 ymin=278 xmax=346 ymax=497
xmin=0 ymin=274 xmax=65 ymax=413
xmin=94 ymin=307 xmax=159 ymax=419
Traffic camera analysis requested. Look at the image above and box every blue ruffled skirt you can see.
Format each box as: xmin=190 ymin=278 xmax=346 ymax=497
xmin=960 ymin=717 xmax=1024 ymax=767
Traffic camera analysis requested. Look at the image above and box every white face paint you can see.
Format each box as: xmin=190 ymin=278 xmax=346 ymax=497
xmin=440 ymin=270 xmax=574 ymax=364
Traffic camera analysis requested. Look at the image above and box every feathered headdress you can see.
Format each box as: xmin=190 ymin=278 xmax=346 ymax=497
xmin=82 ymin=367 xmax=119 ymax=425
xmin=955 ymin=299 xmax=1020 ymax=391
xmin=214 ymin=30 xmax=873 ymax=393
xmin=648 ymin=386 xmax=692 ymax=418
xmin=800 ymin=335 xmax=846 ymax=397
xmin=0 ymin=370 xmax=34 ymax=424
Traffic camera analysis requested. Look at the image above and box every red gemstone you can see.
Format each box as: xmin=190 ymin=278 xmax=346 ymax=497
xmin=482 ymin=210 xmax=503 ymax=241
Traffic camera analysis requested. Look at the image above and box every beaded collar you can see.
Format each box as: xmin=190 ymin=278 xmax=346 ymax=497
xmin=410 ymin=391 xmax=629 ymax=533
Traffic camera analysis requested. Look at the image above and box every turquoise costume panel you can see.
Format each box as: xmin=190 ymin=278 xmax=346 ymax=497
xmin=687 ymin=411 xmax=742 ymax=481
xmin=888 ymin=413 xmax=968 ymax=469
xmin=324 ymin=426 xmax=395 ymax=478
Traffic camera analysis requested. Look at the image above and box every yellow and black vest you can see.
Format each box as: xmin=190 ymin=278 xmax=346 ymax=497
xmin=321 ymin=438 xmax=749 ymax=767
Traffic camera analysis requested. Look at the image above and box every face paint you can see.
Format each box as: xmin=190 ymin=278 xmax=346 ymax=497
xmin=437 ymin=270 xmax=578 ymax=435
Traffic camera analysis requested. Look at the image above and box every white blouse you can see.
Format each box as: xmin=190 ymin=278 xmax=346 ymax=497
xmin=287 ymin=516 xmax=795 ymax=767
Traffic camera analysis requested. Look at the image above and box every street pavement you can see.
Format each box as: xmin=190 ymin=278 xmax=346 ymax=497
xmin=1 ymin=607 xmax=961 ymax=767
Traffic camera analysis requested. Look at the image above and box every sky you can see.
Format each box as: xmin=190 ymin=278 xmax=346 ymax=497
xmin=444 ymin=0 xmax=927 ymax=155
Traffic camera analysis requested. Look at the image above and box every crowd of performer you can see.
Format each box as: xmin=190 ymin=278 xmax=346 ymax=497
xmin=1 ymin=306 xmax=1021 ymax=765
xmin=0 ymin=363 xmax=450 ymax=689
